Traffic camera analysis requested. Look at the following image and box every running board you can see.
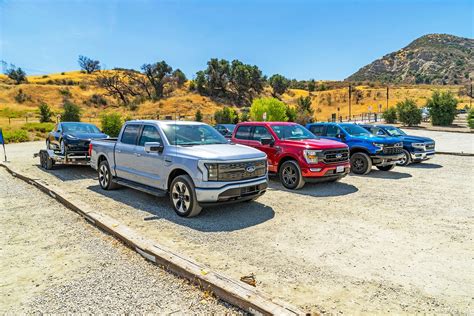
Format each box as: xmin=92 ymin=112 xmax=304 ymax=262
xmin=113 ymin=178 xmax=167 ymax=197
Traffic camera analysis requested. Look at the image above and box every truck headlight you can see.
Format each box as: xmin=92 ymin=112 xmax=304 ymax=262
xmin=65 ymin=134 xmax=78 ymax=140
xmin=412 ymin=143 xmax=425 ymax=148
xmin=303 ymin=150 xmax=321 ymax=164
xmin=373 ymin=143 xmax=384 ymax=149
xmin=204 ymin=163 xmax=218 ymax=181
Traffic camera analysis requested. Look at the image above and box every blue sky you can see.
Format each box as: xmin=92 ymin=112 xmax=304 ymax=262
xmin=1 ymin=0 xmax=472 ymax=80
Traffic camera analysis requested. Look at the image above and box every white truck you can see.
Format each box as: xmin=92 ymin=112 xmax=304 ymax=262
xmin=90 ymin=120 xmax=268 ymax=217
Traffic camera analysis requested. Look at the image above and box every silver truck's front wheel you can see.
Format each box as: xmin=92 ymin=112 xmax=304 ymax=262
xmin=170 ymin=175 xmax=202 ymax=217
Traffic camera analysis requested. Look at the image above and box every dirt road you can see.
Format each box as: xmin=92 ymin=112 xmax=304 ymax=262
xmin=0 ymin=167 xmax=238 ymax=314
xmin=2 ymin=141 xmax=473 ymax=314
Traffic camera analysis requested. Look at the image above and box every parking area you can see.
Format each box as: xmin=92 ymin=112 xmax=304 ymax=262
xmin=405 ymin=129 xmax=474 ymax=154
xmin=2 ymin=140 xmax=473 ymax=314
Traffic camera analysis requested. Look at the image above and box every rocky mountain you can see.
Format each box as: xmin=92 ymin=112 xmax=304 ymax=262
xmin=346 ymin=34 xmax=473 ymax=85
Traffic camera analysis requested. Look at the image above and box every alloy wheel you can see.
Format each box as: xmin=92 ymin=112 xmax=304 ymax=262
xmin=172 ymin=181 xmax=191 ymax=214
xmin=99 ymin=164 xmax=109 ymax=188
xmin=282 ymin=165 xmax=297 ymax=186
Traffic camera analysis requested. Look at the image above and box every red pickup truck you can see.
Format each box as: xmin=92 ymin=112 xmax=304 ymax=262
xmin=231 ymin=122 xmax=350 ymax=189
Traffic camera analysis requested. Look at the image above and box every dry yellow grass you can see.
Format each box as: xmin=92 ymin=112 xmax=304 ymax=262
xmin=0 ymin=70 xmax=470 ymax=130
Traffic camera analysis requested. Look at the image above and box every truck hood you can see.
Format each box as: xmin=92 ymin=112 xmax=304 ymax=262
xmin=399 ymin=135 xmax=434 ymax=143
xmin=66 ymin=132 xmax=108 ymax=140
xmin=174 ymin=144 xmax=266 ymax=161
xmin=353 ymin=134 xmax=402 ymax=144
xmin=281 ymin=138 xmax=348 ymax=149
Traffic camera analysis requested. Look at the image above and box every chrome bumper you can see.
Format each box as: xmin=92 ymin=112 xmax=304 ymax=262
xmin=411 ymin=150 xmax=435 ymax=161
xmin=195 ymin=178 xmax=268 ymax=203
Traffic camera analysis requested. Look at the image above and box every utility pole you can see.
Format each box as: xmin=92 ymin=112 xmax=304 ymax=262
xmin=348 ymin=84 xmax=352 ymax=121
xmin=386 ymin=86 xmax=389 ymax=111
xmin=470 ymin=78 xmax=472 ymax=109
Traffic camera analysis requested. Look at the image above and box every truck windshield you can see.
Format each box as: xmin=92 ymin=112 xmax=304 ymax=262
xmin=271 ymin=124 xmax=316 ymax=140
xmin=161 ymin=124 xmax=228 ymax=146
xmin=384 ymin=126 xmax=406 ymax=137
xmin=62 ymin=123 xmax=101 ymax=134
xmin=340 ymin=124 xmax=370 ymax=136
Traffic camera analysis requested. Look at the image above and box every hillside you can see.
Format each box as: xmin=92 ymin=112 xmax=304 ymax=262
xmin=346 ymin=34 xmax=474 ymax=85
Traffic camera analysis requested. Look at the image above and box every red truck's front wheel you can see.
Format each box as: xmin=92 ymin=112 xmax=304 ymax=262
xmin=279 ymin=160 xmax=305 ymax=190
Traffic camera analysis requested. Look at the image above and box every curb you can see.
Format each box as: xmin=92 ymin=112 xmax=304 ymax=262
xmin=436 ymin=151 xmax=474 ymax=157
xmin=0 ymin=164 xmax=305 ymax=316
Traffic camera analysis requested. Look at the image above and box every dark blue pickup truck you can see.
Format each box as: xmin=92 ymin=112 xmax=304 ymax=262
xmin=306 ymin=122 xmax=404 ymax=175
xmin=360 ymin=124 xmax=435 ymax=166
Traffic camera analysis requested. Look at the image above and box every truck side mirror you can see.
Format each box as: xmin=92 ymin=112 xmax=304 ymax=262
xmin=145 ymin=141 xmax=164 ymax=154
xmin=260 ymin=137 xmax=274 ymax=146
xmin=336 ymin=133 xmax=345 ymax=141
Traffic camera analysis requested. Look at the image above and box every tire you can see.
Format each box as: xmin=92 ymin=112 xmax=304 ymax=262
xmin=60 ymin=139 xmax=66 ymax=155
xmin=397 ymin=149 xmax=411 ymax=166
xmin=40 ymin=151 xmax=54 ymax=170
xmin=279 ymin=160 xmax=305 ymax=190
xmin=350 ymin=152 xmax=372 ymax=175
xmin=170 ymin=175 xmax=202 ymax=217
xmin=376 ymin=164 xmax=396 ymax=171
xmin=98 ymin=160 xmax=119 ymax=190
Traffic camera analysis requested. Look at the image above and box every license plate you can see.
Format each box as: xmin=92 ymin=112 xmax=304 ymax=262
xmin=336 ymin=166 xmax=345 ymax=173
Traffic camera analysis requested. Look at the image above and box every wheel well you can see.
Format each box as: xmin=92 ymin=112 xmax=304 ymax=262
xmin=97 ymin=154 xmax=107 ymax=165
xmin=277 ymin=156 xmax=297 ymax=173
xmin=167 ymin=168 xmax=189 ymax=191
xmin=350 ymin=147 xmax=369 ymax=156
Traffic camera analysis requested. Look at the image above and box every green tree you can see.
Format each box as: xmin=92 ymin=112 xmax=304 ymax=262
xmin=78 ymin=55 xmax=101 ymax=74
xmin=101 ymin=113 xmax=123 ymax=137
xmin=206 ymin=58 xmax=230 ymax=96
xmin=195 ymin=71 xmax=206 ymax=94
xmin=61 ymin=100 xmax=81 ymax=122
xmin=173 ymin=69 xmax=187 ymax=87
xmin=396 ymin=99 xmax=421 ymax=126
xmin=294 ymin=96 xmax=314 ymax=125
xmin=141 ymin=61 xmax=173 ymax=99
xmin=426 ymin=91 xmax=459 ymax=126
xmin=38 ymin=102 xmax=53 ymax=123
xmin=250 ymin=97 xmax=288 ymax=122
xmin=214 ymin=107 xmax=237 ymax=124
xmin=286 ymin=106 xmax=297 ymax=122
xmin=195 ymin=109 xmax=203 ymax=122
xmin=308 ymin=79 xmax=316 ymax=92
xmin=268 ymin=74 xmax=290 ymax=96
xmin=5 ymin=64 xmax=27 ymax=84
xmin=467 ymin=108 xmax=474 ymax=129
xmin=382 ymin=107 xmax=397 ymax=123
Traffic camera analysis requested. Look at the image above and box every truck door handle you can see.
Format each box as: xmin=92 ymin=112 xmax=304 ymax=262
xmin=116 ymin=150 xmax=122 ymax=153
xmin=135 ymin=153 xmax=141 ymax=157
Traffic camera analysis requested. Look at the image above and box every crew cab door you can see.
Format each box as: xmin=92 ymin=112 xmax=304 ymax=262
xmin=132 ymin=125 xmax=165 ymax=188
xmin=233 ymin=125 xmax=253 ymax=145
xmin=324 ymin=124 xmax=343 ymax=142
xmin=247 ymin=125 xmax=278 ymax=172
xmin=115 ymin=124 xmax=141 ymax=181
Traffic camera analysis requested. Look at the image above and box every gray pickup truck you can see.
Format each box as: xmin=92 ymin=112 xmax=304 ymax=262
xmin=90 ymin=120 xmax=268 ymax=217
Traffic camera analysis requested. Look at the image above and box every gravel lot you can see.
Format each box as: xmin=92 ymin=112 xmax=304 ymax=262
xmin=2 ymin=140 xmax=473 ymax=314
xmin=0 ymin=167 xmax=239 ymax=314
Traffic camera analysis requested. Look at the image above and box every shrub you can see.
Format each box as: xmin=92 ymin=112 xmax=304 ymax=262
xmin=85 ymin=94 xmax=107 ymax=106
xmin=382 ymin=107 xmax=397 ymax=123
xmin=188 ymin=80 xmax=196 ymax=91
xmin=14 ymin=89 xmax=31 ymax=103
xmin=5 ymin=65 xmax=27 ymax=84
xmin=250 ymin=97 xmax=288 ymax=122
xmin=214 ymin=107 xmax=238 ymax=124
xmin=101 ymin=113 xmax=123 ymax=137
xmin=3 ymin=129 xmax=29 ymax=143
xmin=468 ymin=108 xmax=474 ymax=129
xmin=62 ymin=100 xmax=81 ymax=122
xmin=79 ymin=83 xmax=88 ymax=90
xmin=59 ymin=88 xmax=72 ymax=98
xmin=21 ymin=122 xmax=55 ymax=133
xmin=195 ymin=109 xmax=203 ymax=122
xmin=268 ymin=74 xmax=290 ymax=96
xmin=38 ymin=102 xmax=53 ymax=122
xmin=286 ymin=106 xmax=297 ymax=122
xmin=396 ymin=98 xmax=421 ymax=126
xmin=426 ymin=91 xmax=459 ymax=126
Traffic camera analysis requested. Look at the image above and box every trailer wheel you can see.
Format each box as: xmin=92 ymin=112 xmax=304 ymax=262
xmin=40 ymin=151 xmax=54 ymax=170
xmin=98 ymin=160 xmax=119 ymax=190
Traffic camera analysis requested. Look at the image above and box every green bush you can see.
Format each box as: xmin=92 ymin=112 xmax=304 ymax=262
xmin=101 ymin=113 xmax=123 ymax=137
xmin=382 ymin=107 xmax=397 ymax=123
xmin=3 ymin=129 xmax=29 ymax=143
xmin=59 ymin=88 xmax=72 ymax=98
xmin=22 ymin=122 xmax=55 ymax=133
xmin=396 ymin=98 xmax=421 ymax=126
xmin=39 ymin=102 xmax=53 ymax=123
xmin=468 ymin=108 xmax=474 ymax=129
xmin=62 ymin=100 xmax=81 ymax=122
xmin=250 ymin=97 xmax=288 ymax=122
xmin=214 ymin=107 xmax=238 ymax=124
xmin=14 ymin=89 xmax=31 ymax=103
xmin=426 ymin=91 xmax=458 ymax=126
xmin=195 ymin=109 xmax=203 ymax=122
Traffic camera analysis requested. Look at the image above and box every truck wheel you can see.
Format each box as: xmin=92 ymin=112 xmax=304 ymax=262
xmin=98 ymin=160 xmax=119 ymax=190
xmin=350 ymin=152 xmax=372 ymax=175
xmin=376 ymin=164 xmax=395 ymax=171
xmin=40 ymin=151 xmax=54 ymax=170
xmin=397 ymin=149 xmax=411 ymax=166
xmin=170 ymin=175 xmax=202 ymax=217
xmin=279 ymin=160 xmax=305 ymax=190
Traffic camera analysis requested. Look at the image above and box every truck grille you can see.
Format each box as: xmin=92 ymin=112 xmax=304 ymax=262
xmin=217 ymin=160 xmax=267 ymax=181
xmin=383 ymin=144 xmax=403 ymax=155
xmin=425 ymin=142 xmax=435 ymax=150
xmin=322 ymin=148 xmax=349 ymax=164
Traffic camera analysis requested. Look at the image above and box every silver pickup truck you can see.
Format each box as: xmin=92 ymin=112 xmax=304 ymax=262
xmin=90 ymin=120 xmax=268 ymax=217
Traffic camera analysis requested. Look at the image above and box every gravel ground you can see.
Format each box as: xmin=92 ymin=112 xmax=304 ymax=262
xmin=3 ymin=141 xmax=474 ymax=314
xmin=0 ymin=167 xmax=240 ymax=314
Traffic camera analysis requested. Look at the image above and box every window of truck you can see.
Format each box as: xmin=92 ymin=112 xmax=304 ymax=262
xmin=235 ymin=126 xmax=252 ymax=140
xmin=340 ymin=124 xmax=371 ymax=136
xmin=252 ymin=126 xmax=273 ymax=141
xmin=384 ymin=126 xmax=406 ymax=137
xmin=162 ymin=124 xmax=227 ymax=146
xmin=138 ymin=125 xmax=162 ymax=146
xmin=309 ymin=125 xmax=324 ymax=136
xmin=325 ymin=125 xmax=341 ymax=137
xmin=271 ymin=124 xmax=316 ymax=140
xmin=121 ymin=124 xmax=140 ymax=144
